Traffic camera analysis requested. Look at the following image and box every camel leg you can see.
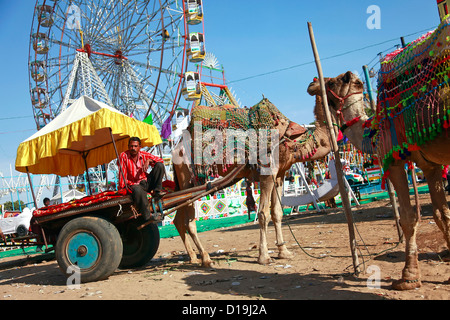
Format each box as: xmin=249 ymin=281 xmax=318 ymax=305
xmin=271 ymin=176 xmax=293 ymax=260
xmin=419 ymin=162 xmax=450 ymax=250
xmin=418 ymin=161 xmax=450 ymax=284
xmin=258 ymin=175 xmax=275 ymax=265
xmin=388 ymin=164 xmax=422 ymax=290
xmin=173 ymin=207 xmax=200 ymax=264
xmin=184 ymin=207 xmax=213 ymax=268
xmin=172 ymin=159 xmax=213 ymax=266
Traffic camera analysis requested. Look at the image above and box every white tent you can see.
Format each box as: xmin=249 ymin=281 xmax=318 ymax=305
xmin=49 ymin=189 xmax=87 ymax=206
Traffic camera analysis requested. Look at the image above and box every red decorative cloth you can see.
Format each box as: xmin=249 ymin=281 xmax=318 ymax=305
xmin=33 ymin=181 xmax=176 ymax=218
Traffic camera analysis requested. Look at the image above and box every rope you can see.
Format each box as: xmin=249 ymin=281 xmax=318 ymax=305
xmin=116 ymin=203 xmax=123 ymax=217
xmin=228 ymin=25 xmax=438 ymax=85
xmin=270 ymin=174 xmax=401 ymax=275
xmin=326 ymin=87 xmax=363 ymax=125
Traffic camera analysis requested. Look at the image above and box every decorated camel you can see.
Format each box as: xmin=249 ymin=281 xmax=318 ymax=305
xmin=307 ymin=28 xmax=450 ymax=290
xmin=171 ymin=97 xmax=334 ymax=267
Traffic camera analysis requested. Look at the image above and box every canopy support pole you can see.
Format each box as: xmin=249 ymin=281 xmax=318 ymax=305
xmin=26 ymin=167 xmax=38 ymax=209
xmin=82 ymin=152 xmax=92 ymax=195
xmin=109 ymin=128 xmax=128 ymax=191
xmin=25 ymin=167 xmax=49 ymax=250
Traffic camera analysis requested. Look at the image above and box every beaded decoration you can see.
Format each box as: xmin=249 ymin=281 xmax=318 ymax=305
xmin=187 ymin=98 xmax=317 ymax=184
xmin=365 ymin=16 xmax=450 ymax=186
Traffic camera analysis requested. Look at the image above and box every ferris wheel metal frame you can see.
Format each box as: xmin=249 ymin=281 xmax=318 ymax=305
xmin=28 ymin=0 xmax=199 ymax=132
xmin=27 ymin=0 xmax=212 ymax=197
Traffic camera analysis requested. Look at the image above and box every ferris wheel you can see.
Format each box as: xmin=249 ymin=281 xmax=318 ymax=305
xmin=28 ymin=0 xmax=204 ymax=131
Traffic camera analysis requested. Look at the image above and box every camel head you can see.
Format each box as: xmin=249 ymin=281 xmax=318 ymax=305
xmin=307 ymin=71 xmax=368 ymax=151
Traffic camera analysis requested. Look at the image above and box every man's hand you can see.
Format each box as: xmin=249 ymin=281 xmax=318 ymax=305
xmin=143 ymin=159 xmax=155 ymax=172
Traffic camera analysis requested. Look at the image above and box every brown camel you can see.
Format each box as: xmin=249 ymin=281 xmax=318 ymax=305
xmin=171 ymin=98 xmax=333 ymax=267
xmin=308 ymin=71 xmax=450 ymax=290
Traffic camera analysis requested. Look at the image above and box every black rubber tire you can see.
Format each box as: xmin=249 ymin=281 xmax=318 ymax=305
xmin=118 ymin=220 xmax=160 ymax=269
xmin=55 ymin=216 xmax=123 ymax=283
xmin=16 ymin=225 xmax=28 ymax=237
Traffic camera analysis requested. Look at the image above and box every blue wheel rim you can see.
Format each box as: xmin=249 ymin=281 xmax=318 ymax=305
xmin=66 ymin=232 xmax=100 ymax=270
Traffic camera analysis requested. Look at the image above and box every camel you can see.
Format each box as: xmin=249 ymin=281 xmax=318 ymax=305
xmin=308 ymin=70 xmax=450 ymax=290
xmin=171 ymin=98 xmax=333 ymax=267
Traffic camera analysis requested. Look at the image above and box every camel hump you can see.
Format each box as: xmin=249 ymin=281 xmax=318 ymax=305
xmin=248 ymin=98 xmax=290 ymax=134
xmin=190 ymin=104 xmax=250 ymax=130
xmin=284 ymin=121 xmax=307 ymax=139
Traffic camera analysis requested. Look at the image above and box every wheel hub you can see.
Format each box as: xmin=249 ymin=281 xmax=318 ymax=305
xmin=67 ymin=232 xmax=100 ymax=269
xmin=77 ymin=245 xmax=88 ymax=257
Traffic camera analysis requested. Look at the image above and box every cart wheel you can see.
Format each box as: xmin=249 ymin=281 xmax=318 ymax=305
xmin=118 ymin=220 xmax=160 ymax=269
xmin=16 ymin=225 xmax=28 ymax=237
xmin=55 ymin=216 xmax=123 ymax=283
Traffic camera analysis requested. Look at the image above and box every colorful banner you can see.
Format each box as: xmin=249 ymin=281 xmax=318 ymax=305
xmin=161 ymin=188 xmax=260 ymax=226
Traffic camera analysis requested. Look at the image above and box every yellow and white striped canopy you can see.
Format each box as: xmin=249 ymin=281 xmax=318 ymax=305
xmin=15 ymin=96 xmax=162 ymax=176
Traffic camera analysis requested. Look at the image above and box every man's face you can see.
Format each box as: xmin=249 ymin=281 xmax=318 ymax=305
xmin=128 ymin=140 xmax=141 ymax=157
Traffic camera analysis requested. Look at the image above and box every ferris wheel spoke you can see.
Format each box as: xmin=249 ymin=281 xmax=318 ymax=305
xmin=48 ymin=24 xmax=81 ymax=52
xmin=126 ymin=44 xmax=163 ymax=58
xmin=47 ymin=65 xmax=72 ymax=88
xmin=90 ymin=2 xmax=148 ymax=49
xmin=95 ymin=14 xmax=134 ymax=45
xmin=98 ymin=61 xmax=155 ymax=117
xmin=124 ymin=21 xmax=162 ymax=51
xmin=85 ymin=10 xmax=115 ymax=43
xmin=85 ymin=1 xmax=126 ymax=33
xmin=128 ymin=59 xmax=178 ymax=78
xmin=46 ymin=54 xmax=74 ymax=68
xmin=120 ymin=10 xmax=165 ymax=51
xmin=29 ymin=0 xmax=187 ymax=129
xmin=80 ymin=3 xmax=130 ymax=49
xmin=120 ymin=10 xmax=152 ymax=48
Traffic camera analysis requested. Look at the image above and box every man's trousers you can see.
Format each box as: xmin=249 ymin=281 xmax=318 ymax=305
xmin=130 ymin=162 xmax=165 ymax=219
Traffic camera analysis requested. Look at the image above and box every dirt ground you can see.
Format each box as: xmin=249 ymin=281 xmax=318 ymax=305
xmin=1 ymin=186 xmax=449 ymax=301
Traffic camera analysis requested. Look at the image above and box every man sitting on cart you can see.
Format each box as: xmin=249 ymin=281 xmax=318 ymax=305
xmin=118 ymin=137 xmax=165 ymax=221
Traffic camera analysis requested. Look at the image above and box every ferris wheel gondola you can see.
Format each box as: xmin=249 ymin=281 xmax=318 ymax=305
xmin=28 ymin=0 xmax=191 ymax=131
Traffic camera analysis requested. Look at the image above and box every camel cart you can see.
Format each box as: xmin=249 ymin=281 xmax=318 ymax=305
xmin=9 ymin=96 xmax=244 ymax=283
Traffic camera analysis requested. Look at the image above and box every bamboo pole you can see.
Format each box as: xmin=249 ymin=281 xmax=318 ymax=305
xmin=26 ymin=167 xmax=38 ymax=209
xmin=308 ymin=22 xmax=360 ymax=275
xmin=362 ymin=65 xmax=404 ymax=242
xmin=409 ymin=164 xmax=422 ymax=222
xmin=109 ymin=128 xmax=128 ymax=192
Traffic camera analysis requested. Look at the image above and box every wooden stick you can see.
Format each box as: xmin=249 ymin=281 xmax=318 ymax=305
xmin=409 ymin=164 xmax=421 ymax=222
xmin=109 ymin=128 xmax=128 ymax=192
xmin=26 ymin=167 xmax=38 ymax=209
xmin=137 ymin=186 xmax=220 ymax=231
xmin=137 ymin=164 xmax=247 ymax=230
xmin=308 ymin=22 xmax=360 ymax=275
xmin=387 ymin=179 xmax=404 ymax=242
xmin=362 ymin=65 xmax=403 ymax=242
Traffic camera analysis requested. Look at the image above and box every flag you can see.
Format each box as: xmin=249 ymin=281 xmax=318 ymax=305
xmin=143 ymin=114 xmax=153 ymax=125
xmin=161 ymin=117 xmax=172 ymax=139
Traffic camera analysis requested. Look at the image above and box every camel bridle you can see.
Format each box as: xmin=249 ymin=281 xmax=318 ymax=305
xmin=326 ymin=86 xmax=363 ymax=132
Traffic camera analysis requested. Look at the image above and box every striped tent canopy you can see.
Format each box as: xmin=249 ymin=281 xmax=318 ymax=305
xmin=15 ymin=96 xmax=162 ymax=176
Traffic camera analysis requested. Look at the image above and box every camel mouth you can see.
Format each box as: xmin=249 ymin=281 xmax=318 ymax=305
xmin=286 ymin=131 xmax=307 ymax=141
xmin=284 ymin=121 xmax=307 ymax=141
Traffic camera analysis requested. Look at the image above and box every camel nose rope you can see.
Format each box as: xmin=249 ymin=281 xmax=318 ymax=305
xmin=326 ymin=88 xmax=363 ymax=128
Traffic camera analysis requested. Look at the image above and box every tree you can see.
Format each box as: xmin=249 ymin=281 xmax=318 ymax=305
xmin=2 ymin=200 xmax=25 ymax=211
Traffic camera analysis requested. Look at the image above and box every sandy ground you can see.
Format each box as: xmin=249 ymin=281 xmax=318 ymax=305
xmin=0 ymin=187 xmax=449 ymax=302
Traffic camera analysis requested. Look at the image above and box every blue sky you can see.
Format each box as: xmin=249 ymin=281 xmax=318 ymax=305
xmin=0 ymin=1 xmax=440 ymax=205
